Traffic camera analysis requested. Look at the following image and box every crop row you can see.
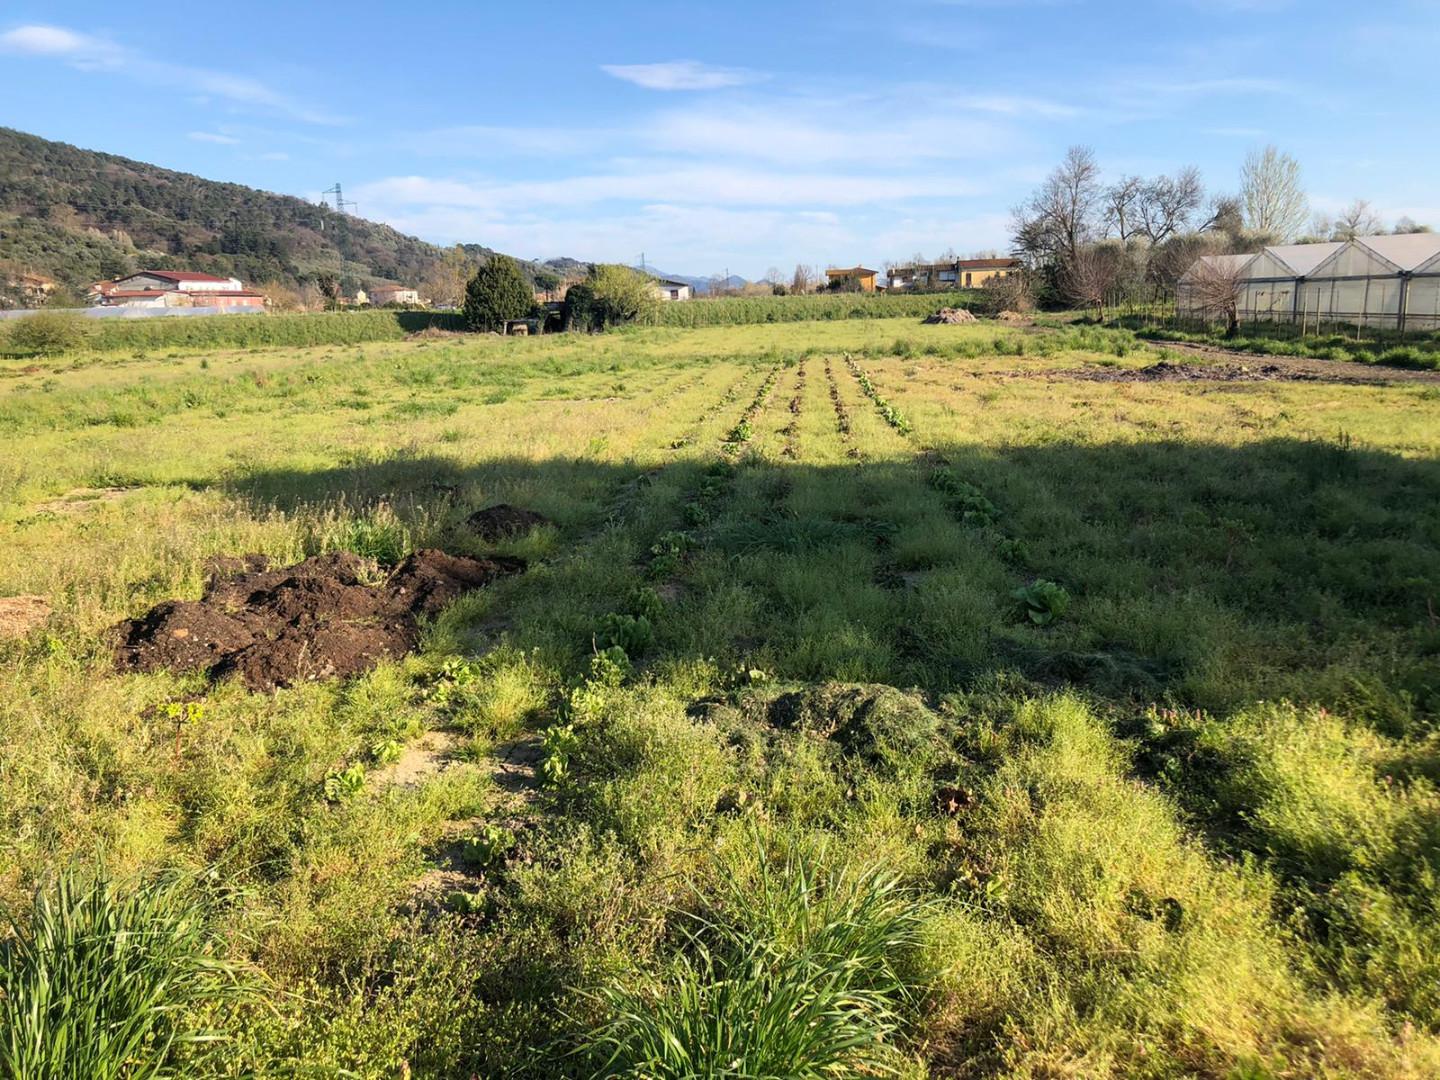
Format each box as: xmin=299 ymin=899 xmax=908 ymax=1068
xmin=723 ymin=365 xmax=781 ymax=448
xmin=843 ymin=354 xmax=912 ymax=435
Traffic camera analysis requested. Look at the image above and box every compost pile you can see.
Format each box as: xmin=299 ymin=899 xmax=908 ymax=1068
xmin=114 ymin=549 xmax=525 ymax=691
xmin=925 ymin=308 xmax=978 ymax=325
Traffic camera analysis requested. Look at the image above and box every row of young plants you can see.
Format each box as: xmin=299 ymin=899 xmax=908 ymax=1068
xmin=723 ymin=363 xmax=783 ymax=449
xmin=843 ymin=353 xmax=912 ymax=435
xmin=847 ymin=350 xmax=1073 ymax=627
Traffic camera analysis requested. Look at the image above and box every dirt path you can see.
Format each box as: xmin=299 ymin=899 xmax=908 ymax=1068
xmin=1123 ymin=341 xmax=1440 ymax=384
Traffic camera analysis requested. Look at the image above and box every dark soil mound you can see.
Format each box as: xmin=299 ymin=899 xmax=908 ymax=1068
xmin=114 ymin=550 xmax=525 ymax=691
xmin=466 ymin=504 xmax=552 ymax=541
xmin=1069 ymin=360 xmax=1320 ymax=383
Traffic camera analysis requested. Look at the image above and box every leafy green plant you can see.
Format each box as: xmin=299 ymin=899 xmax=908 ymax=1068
xmin=1013 ymin=579 xmax=1071 ymax=625
xmin=458 ymin=824 xmax=517 ymax=871
xmin=370 ymin=738 xmax=403 ymax=766
xmin=323 ymin=763 xmax=366 ymax=802
xmin=0 ymin=868 xmax=247 ymax=1080
xmin=161 ymin=700 xmax=206 ymax=761
xmin=541 ymin=723 xmax=580 ymax=788
xmin=596 ymin=612 xmax=654 ymax=656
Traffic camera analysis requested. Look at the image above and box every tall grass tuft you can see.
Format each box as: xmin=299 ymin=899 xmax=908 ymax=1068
xmin=580 ymin=834 xmax=926 ymax=1078
xmin=0 ymin=868 xmax=246 ymax=1080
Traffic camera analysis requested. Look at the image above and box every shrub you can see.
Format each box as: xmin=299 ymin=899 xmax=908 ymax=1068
xmin=0 ymin=868 xmax=245 ymax=1080
xmin=463 ymin=254 xmax=534 ymax=332
xmin=596 ymin=613 xmax=655 ymax=657
xmin=565 ymin=265 xmax=658 ymax=331
xmin=1012 ymin=579 xmax=1070 ymax=625
xmin=3 ymin=310 xmax=93 ymax=356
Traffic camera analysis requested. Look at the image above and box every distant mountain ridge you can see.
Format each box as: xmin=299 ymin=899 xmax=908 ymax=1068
xmin=0 ymin=127 xmax=560 ymax=299
xmin=638 ymin=269 xmax=750 ymax=294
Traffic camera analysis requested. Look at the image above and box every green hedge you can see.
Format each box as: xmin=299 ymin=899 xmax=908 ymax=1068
xmin=647 ymin=292 xmax=976 ymax=328
xmin=2 ymin=309 xmax=465 ymax=356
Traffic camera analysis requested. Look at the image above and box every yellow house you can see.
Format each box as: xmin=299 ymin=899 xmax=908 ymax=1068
xmin=825 ymin=266 xmax=879 ymax=293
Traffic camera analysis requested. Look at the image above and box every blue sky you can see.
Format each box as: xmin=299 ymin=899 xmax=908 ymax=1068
xmin=2 ymin=1 xmax=1437 ymax=278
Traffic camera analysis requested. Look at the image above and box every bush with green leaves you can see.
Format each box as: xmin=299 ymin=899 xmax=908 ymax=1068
xmin=458 ymin=824 xmax=517 ymax=871
xmin=0 ymin=868 xmax=246 ymax=1080
xmin=596 ymin=612 xmax=655 ymax=657
xmin=323 ymin=763 xmax=366 ymax=802
xmin=463 ymin=254 xmax=534 ymax=332
xmin=563 ymin=264 xmax=658 ymax=331
xmin=1012 ymin=579 xmax=1071 ymax=625
xmin=3 ymin=310 xmax=93 ymax=356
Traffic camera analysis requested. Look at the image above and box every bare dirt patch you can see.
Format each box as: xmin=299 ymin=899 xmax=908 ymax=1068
xmin=0 ymin=595 xmax=51 ymax=641
xmin=33 ymin=486 xmax=138 ymax=515
xmin=1012 ymin=352 xmax=1440 ymax=385
xmin=113 ymin=549 xmax=525 ymax=691
xmin=465 ymin=504 xmax=552 ymax=541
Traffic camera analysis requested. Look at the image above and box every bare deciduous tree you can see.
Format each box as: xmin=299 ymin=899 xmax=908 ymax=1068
xmin=1183 ymin=255 xmax=1247 ymax=336
xmin=1104 ymin=175 xmax=1146 ymax=244
xmin=1136 ymin=167 xmax=1206 ymax=244
xmin=1012 ymin=145 xmax=1102 ymax=265
xmin=791 ymin=264 xmax=815 ymax=294
xmin=1060 ymin=241 xmax=1126 ymax=320
xmin=1329 ymin=199 xmax=1383 ymax=241
xmin=1240 ymin=145 xmax=1308 ymax=241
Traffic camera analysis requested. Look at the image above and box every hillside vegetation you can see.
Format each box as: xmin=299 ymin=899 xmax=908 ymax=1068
xmin=0 ymin=127 xmax=545 ymax=296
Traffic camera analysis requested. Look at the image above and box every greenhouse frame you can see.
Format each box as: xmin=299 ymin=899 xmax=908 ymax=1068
xmin=1178 ymin=234 xmax=1440 ymax=333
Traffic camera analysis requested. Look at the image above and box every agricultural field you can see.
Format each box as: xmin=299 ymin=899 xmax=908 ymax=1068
xmin=2 ymin=317 xmax=1440 ymax=1078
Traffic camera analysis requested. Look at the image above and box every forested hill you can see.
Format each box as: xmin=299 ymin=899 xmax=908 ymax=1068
xmin=0 ymin=127 xmax=545 ymax=296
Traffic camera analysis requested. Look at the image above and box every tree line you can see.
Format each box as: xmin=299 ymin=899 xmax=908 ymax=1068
xmin=1010 ymin=144 xmax=1431 ymax=318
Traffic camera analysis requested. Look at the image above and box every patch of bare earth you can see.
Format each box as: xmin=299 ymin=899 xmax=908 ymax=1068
xmin=112 ymin=550 xmax=525 ymax=692
xmin=33 ymin=487 xmax=138 ymax=515
xmin=1135 ymin=341 xmax=1440 ymax=383
xmin=0 ymin=595 xmax=51 ymax=641
xmin=408 ymin=734 xmax=544 ymax=911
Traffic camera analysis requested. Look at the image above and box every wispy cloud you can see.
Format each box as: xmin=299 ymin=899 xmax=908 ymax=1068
xmin=187 ymin=131 xmax=240 ymax=145
xmin=601 ymin=60 xmax=767 ymax=91
xmin=0 ymin=23 xmax=346 ymax=124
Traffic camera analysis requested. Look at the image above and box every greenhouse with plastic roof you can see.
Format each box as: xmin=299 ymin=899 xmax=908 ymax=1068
xmin=1178 ymin=233 xmax=1440 ymax=332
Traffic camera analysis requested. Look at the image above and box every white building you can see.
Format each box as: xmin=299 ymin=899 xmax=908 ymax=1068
xmin=91 ymin=270 xmax=265 ymax=309
xmin=652 ymin=278 xmax=693 ymax=301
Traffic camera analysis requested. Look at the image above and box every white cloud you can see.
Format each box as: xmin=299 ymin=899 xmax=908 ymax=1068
xmin=601 ymin=60 xmax=766 ymax=91
xmin=0 ymin=23 xmax=345 ymax=124
xmin=187 ymin=131 xmax=240 ymax=145
xmin=0 ymin=24 xmax=106 ymax=57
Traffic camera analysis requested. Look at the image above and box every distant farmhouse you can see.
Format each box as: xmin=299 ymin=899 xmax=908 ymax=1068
xmin=92 ymin=270 xmax=265 ymax=310
xmin=826 ymin=266 xmax=879 ymax=293
xmin=369 ymin=283 xmax=421 ymax=306
xmin=652 ymin=277 xmax=693 ymax=302
xmin=888 ymin=258 xmax=1020 ymax=291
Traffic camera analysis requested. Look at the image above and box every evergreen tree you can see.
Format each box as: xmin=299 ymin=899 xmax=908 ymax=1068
xmin=463 ymin=255 xmax=533 ymax=331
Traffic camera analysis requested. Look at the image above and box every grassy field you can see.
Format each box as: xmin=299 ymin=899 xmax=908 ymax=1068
xmin=2 ymin=318 xmax=1439 ymax=1077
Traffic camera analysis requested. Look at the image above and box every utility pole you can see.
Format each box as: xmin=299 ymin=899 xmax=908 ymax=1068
xmin=322 ymin=183 xmax=357 ymax=215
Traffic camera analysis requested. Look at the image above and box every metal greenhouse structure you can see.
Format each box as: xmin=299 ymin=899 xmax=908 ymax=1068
xmin=1178 ymin=234 xmax=1440 ymax=333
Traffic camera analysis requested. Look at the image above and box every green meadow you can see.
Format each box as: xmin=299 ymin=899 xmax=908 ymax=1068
xmin=2 ymin=317 xmax=1439 ymax=1078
